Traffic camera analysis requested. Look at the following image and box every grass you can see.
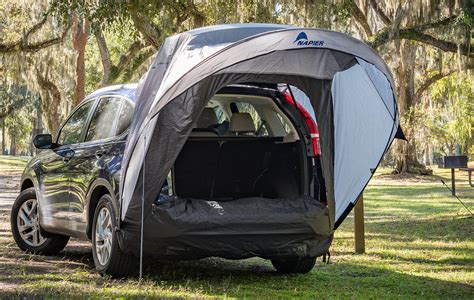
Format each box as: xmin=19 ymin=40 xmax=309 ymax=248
xmin=0 ymin=155 xmax=473 ymax=298
xmin=0 ymin=155 xmax=30 ymax=173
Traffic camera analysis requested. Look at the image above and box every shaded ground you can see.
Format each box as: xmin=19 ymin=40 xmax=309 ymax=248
xmin=0 ymin=155 xmax=473 ymax=298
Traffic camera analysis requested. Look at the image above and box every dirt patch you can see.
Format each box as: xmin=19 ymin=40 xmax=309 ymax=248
xmin=372 ymin=173 xmax=445 ymax=186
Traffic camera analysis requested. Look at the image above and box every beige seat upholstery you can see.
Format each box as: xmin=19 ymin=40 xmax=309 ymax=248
xmin=197 ymin=107 xmax=218 ymax=128
xmin=191 ymin=107 xmax=219 ymax=137
xmin=229 ymin=113 xmax=256 ymax=136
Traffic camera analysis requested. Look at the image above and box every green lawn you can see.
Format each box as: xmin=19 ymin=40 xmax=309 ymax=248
xmin=0 ymin=155 xmax=30 ymax=173
xmin=0 ymin=155 xmax=472 ymax=298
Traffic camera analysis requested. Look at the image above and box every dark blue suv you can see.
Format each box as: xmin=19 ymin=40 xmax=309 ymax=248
xmin=11 ymin=84 xmax=136 ymax=261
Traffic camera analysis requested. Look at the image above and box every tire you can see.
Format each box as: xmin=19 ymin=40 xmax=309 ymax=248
xmin=11 ymin=187 xmax=69 ymax=255
xmin=271 ymin=257 xmax=317 ymax=274
xmin=92 ymin=194 xmax=137 ymax=278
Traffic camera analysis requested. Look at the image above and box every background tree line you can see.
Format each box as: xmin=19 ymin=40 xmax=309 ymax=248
xmin=0 ymin=0 xmax=472 ymax=173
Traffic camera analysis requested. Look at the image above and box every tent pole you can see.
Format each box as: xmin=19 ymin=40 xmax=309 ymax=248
xmin=354 ymin=193 xmax=365 ymax=254
xmin=139 ymin=134 xmax=146 ymax=281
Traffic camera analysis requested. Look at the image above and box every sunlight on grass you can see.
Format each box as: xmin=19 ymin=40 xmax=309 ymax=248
xmin=0 ymin=155 xmax=29 ymax=173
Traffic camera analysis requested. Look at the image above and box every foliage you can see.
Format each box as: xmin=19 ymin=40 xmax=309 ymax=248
xmin=426 ymin=73 xmax=473 ymax=155
xmin=4 ymin=110 xmax=35 ymax=154
xmin=0 ymin=84 xmax=38 ymax=154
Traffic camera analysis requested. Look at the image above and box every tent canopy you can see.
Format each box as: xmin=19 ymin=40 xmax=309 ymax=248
xmin=119 ymin=24 xmax=399 ymax=236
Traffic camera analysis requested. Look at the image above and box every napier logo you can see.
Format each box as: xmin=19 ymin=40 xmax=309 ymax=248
xmin=294 ymin=32 xmax=324 ymax=46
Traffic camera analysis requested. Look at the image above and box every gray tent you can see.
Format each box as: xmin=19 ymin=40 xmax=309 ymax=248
xmin=118 ymin=24 xmax=400 ymax=259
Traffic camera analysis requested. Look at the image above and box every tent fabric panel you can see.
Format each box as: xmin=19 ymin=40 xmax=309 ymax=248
xmin=216 ymin=48 xmax=352 ymax=80
xmin=152 ymin=25 xmax=293 ymax=113
xmin=286 ymin=85 xmax=316 ymax=121
xmin=120 ymin=35 xmax=181 ymax=204
xmin=120 ymin=117 xmax=157 ymax=220
xmin=331 ymin=64 xmax=396 ymax=222
xmin=186 ymin=23 xmax=294 ymax=47
xmin=356 ymin=57 xmax=397 ymax=120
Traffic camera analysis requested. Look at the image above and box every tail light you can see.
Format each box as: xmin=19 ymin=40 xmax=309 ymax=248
xmin=283 ymin=92 xmax=320 ymax=156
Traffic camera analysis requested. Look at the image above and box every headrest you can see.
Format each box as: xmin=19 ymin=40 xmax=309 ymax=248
xmin=229 ymin=113 xmax=256 ymax=133
xmin=196 ymin=107 xmax=218 ymax=128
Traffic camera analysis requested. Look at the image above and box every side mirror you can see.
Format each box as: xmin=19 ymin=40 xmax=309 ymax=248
xmin=33 ymin=134 xmax=53 ymax=149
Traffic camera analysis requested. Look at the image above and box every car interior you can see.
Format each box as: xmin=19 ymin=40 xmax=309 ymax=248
xmin=165 ymin=92 xmax=306 ymax=203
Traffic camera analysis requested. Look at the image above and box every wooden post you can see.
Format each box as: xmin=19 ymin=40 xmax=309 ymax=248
xmin=451 ymin=168 xmax=456 ymax=197
xmin=354 ymin=194 xmax=365 ymax=254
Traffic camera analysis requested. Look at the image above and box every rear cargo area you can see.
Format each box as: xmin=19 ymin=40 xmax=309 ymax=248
xmin=123 ymin=91 xmax=334 ymax=260
xmin=173 ymin=137 xmax=302 ymax=200
xmin=140 ymin=136 xmax=332 ymax=260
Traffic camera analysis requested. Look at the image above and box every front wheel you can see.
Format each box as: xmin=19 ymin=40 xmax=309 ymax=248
xmin=271 ymin=257 xmax=316 ymax=274
xmin=92 ymin=194 xmax=137 ymax=278
xmin=11 ymin=188 xmax=69 ymax=255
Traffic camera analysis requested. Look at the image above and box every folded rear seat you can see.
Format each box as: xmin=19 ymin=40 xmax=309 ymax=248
xmin=174 ymin=111 xmax=289 ymax=200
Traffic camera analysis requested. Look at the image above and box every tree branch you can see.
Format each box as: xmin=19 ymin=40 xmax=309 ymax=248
xmin=415 ymin=62 xmax=474 ymax=99
xmin=369 ymin=17 xmax=473 ymax=58
xmin=94 ymin=26 xmax=112 ymax=86
xmin=349 ymin=1 xmax=373 ymax=38
xmin=35 ymin=68 xmax=62 ymax=134
xmin=121 ymin=47 xmax=155 ymax=83
xmin=130 ymin=10 xmax=162 ymax=49
xmin=414 ymin=71 xmax=454 ymax=100
xmin=115 ymin=41 xmax=148 ymax=72
xmin=400 ymin=30 xmax=473 ymax=57
xmin=369 ymin=0 xmax=391 ymax=26
xmin=0 ymin=13 xmax=71 ymax=53
xmin=94 ymin=25 xmax=150 ymax=85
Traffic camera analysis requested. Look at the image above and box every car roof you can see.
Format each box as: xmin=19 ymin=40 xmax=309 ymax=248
xmin=84 ymin=83 xmax=138 ymax=102
xmin=82 ymin=83 xmax=278 ymax=105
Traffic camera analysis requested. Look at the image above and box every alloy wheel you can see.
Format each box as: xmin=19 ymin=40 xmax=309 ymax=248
xmin=95 ymin=207 xmax=113 ymax=265
xmin=16 ymin=199 xmax=45 ymax=247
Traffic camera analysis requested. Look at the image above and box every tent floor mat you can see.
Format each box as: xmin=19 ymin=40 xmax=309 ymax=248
xmin=120 ymin=196 xmax=333 ymax=260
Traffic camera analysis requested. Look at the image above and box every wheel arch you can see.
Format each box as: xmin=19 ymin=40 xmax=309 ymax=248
xmin=20 ymin=178 xmax=34 ymax=192
xmin=86 ymin=179 xmax=119 ymax=239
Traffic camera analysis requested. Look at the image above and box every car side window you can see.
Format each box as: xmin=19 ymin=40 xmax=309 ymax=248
xmin=85 ymin=97 xmax=122 ymax=142
xmin=115 ymin=100 xmax=134 ymax=136
xmin=57 ymin=101 xmax=94 ymax=146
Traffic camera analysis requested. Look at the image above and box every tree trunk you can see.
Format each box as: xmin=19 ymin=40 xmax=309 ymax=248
xmin=10 ymin=134 xmax=16 ymax=156
xmin=36 ymin=71 xmax=63 ymax=135
xmin=393 ymin=40 xmax=432 ymax=175
xmin=33 ymin=104 xmax=43 ymax=156
xmin=1 ymin=118 xmax=5 ymax=155
xmin=72 ymin=14 xmax=90 ymax=105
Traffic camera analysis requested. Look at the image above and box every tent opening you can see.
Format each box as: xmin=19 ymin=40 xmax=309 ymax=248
xmin=155 ymin=84 xmax=327 ymax=206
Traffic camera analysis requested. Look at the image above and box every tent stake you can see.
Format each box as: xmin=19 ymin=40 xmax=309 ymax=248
xmin=354 ymin=194 xmax=365 ymax=254
xmin=139 ymin=135 xmax=146 ymax=281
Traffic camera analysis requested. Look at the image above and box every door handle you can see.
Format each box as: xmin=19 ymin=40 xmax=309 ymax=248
xmin=95 ymin=150 xmax=107 ymax=158
xmin=63 ymin=150 xmax=75 ymax=163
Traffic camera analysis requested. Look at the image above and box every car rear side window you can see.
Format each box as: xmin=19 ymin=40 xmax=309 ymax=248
xmin=85 ymin=97 xmax=122 ymax=142
xmin=57 ymin=101 xmax=93 ymax=145
xmin=116 ymin=100 xmax=134 ymax=136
